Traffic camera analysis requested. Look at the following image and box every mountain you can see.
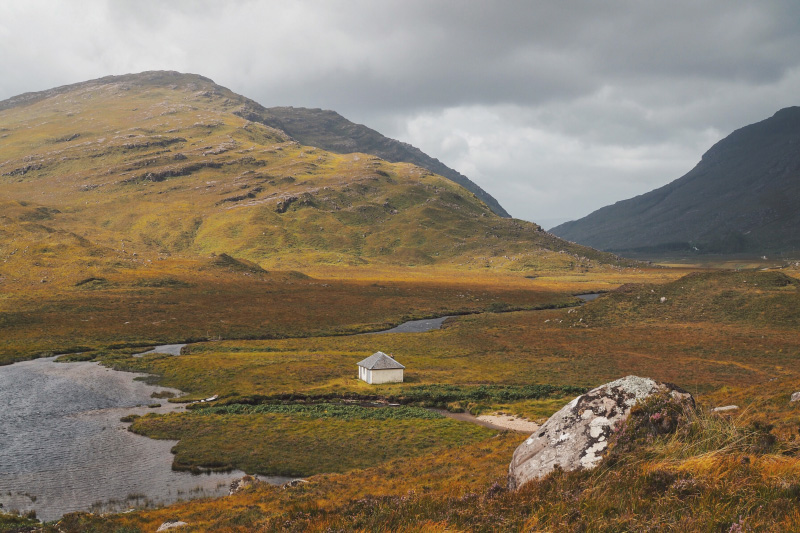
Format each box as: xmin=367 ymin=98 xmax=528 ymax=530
xmin=550 ymin=107 xmax=800 ymax=256
xmin=0 ymin=71 xmax=628 ymax=282
xmin=1 ymin=72 xmax=508 ymax=218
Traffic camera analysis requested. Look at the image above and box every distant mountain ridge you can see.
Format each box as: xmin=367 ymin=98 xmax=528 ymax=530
xmin=550 ymin=107 xmax=800 ymax=256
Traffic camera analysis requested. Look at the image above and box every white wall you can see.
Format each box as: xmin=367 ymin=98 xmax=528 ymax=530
xmin=367 ymin=368 xmax=404 ymax=384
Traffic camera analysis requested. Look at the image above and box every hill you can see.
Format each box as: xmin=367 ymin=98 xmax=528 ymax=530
xmin=0 ymin=70 xmax=627 ymax=278
xmin=550 ymin=107 xmax=800 ymax=257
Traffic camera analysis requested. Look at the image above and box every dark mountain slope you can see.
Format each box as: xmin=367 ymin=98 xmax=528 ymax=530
xmin=551 ymin=107 xmax=800 ymax=256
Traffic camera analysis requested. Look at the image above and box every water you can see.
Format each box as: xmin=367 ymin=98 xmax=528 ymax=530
xmin=365 ymin=316 xmax=452 ymax=335
xmin=133 ymin=344 xmax=187 ymax=357
xmin=576 ymin=293 xmax=602 ymax=302
xmin=0 ymin=357 xmax=289 ymax=521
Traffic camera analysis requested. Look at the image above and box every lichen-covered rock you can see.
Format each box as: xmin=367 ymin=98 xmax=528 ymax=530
xmin=508 ymin=376 xmax=693 ymax=490
xmin=157 ymin=521 xmax=188 ymax=531
xmin=282 ymin=478 xmax=308 ymax=489
xmin=229 ymin=475 xmax=257 ymax=495
xmin=791 ymin=391 xmax=800 ymax=403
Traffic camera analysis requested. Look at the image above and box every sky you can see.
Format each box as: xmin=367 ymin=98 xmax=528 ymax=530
xmin=2 ymin=1 xmax=799 ymax=227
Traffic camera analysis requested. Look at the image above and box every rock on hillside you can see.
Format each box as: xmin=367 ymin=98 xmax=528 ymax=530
xmin=508 ymin=376 xmax=693 ymax=490
xmin=551 ymin=107 xmax=800 ymax=257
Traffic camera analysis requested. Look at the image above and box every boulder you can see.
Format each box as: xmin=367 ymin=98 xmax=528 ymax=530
xmin=157 ymin=522 xmax=188 ymax=531
xmin=791 ymin=392 xmax=800 ymax=403
xmin=508 ymin=376 xmax=693 ymax=490
xmin=282 ymin=478 xmax=308 ymax=489
xmin=229 ymin=475 xmax=257 ymax=495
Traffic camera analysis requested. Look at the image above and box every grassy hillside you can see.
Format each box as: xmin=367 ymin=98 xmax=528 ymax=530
xmin=0 ymin=71 xmax=625 ymax=278
xmin=573 ymin=270 xmax=800 ymax=328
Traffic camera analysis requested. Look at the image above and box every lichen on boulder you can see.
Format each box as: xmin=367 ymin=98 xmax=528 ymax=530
xmin=508 ymin=376 xmax=694 ymax=490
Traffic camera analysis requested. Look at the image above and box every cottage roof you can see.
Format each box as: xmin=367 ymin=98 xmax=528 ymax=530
xmin=357 ymin=351 xmax=405 ymax=370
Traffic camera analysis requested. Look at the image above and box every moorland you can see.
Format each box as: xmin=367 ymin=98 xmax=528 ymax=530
xmin=0 ymin=72 xmax=799 ymax=532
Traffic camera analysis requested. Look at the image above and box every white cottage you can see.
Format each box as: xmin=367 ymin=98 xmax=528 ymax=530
xmin=357 ymin=351 xmax=405 ymax=384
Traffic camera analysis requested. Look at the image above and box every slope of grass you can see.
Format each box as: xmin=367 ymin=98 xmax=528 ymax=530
xmin=575 ymin=270 xmax=800 ymax=328
xmin=0 ymin=72 xmax=633 ymax=279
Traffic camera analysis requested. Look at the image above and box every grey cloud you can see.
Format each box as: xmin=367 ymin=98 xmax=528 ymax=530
xmin=0 ymin=1 xmax=798 ymax=222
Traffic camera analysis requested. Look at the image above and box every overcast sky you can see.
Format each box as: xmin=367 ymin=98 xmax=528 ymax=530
xmin=2 ymin=1 xmax=799 ymax=227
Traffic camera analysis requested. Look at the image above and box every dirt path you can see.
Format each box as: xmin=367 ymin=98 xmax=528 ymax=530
xmin=476 ymin=414 xmax=540 ymax=433
xmin=432 ymin=409 xmax=539 ymax=433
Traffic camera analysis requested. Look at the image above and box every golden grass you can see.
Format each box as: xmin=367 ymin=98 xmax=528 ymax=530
xmin=115 ymin=305 xmax=800 ymax=403
xmin=57 ymin=399 xmax=800 ymax=532
xmin=129 ymin=410 xmax=495 ymax=477
xmin=0 ymin=260 xmax=580 ymax=365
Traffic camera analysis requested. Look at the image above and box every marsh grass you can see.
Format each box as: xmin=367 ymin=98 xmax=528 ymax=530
xmin=0 ymin=264 xmax=579 ymax=365
xmin=0 ymin=510 xmax=42 ymax=532
xmin=129 ymin=411 xmax=495 ymax=476
xmin=194 ymin=403 xmax=443 ymax=420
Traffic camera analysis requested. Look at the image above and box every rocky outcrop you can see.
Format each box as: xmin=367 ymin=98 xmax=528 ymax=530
xmin=508 ymin=376 xmax=693 ymax=490
xmin=791 ymin=392 xmax=800 ymax=403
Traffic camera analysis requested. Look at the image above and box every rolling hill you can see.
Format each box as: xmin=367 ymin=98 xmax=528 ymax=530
xmin=550 ymin=107 xmax=800 ymax=257
xmin=0 ymin=70 xmax=628 ymax=284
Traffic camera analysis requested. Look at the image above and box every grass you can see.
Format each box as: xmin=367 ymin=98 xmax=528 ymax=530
xmin=56 ymin=385 xmax=800 ymax=531
xmin=129 ymin=410 xmax=495 ymax=477
xmin=101 ymin=281 xmax=800 ymax=405
xmin=192 ymin=403 xmax=444 ymax=420
xmin=0 ymin=511 xmax=41 ymax=532
xmin=0 ymin=263 xmax=579 ymax=365
xmin=55 ymin=431 xmax=523 ymax=533
xmin=575 ymin=270 xmax=800 ymax=328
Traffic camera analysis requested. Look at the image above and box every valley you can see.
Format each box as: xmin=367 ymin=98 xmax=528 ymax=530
xmin=1 ymin=72 xmax=799 ymax=532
